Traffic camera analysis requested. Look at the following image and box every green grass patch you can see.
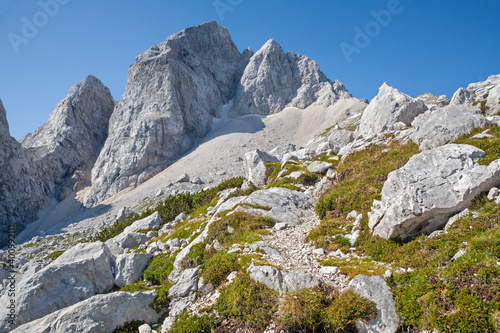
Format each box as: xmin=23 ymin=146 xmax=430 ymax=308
xmin=170 ymin=310 xmax=217 ymax=333
xmin=206 ymin=212 xmax=275 ymax=249
xmin=202 ymin=250 xmax=241 ymax=287
xmin=315 ymin=141 xmax=419 ymax=219
xmin=319 ymin=258 xmax=386 ymax=279
xmin=279 ymin=286 xmax=376 ymax=332
xmin=46 ymin=250 xmax=64 ymax=260
xmin=216 ymin=273 xmax=278 ymax=331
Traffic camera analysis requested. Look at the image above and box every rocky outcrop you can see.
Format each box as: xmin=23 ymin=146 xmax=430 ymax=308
xmin=11 ymin=291 xmax=159 ymax=333
xmin=355 ymin=83 xmax=427 ymax=138
xmin=410 ymin=105 xmax=490 ymax=150
xmin=328 ymin=127 xmax=354 ymax=154
xmin=451 ymin=87 xmax=473 ymax=106
xmin=215 ymin=187 xmax=314 ymax=225
xmin=22 ymin=75 xmax=114 ymax=198
xmin=349 ymin=275 xmax=399 ymax=333
xmin=369 ymin=144 xmax=500 ymax=239
xmin=466 ymin=74 xmax=500 ymax=115
xmin=244 ymin=149 xmax=279 ymax=187
xmin=230 ymin=39 xmax=351 ymax=117
xmin=84 ymin=21 xmax=248 ymax=206
xmin=0 ymin=100 xmax=50 ymax=248
xmin=0 ymin=242 xmax=115 ymax=331
xmin=248 ymin=264 xmax=321 ymax=295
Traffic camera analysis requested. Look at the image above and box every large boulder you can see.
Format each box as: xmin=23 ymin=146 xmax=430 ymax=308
xmin=230 ymin=39 xmax=351 ymax=117
xmin=114 ymin=253 xmax=152 ymax=288
xmin=369 ymin=144 xmax=500 ymax=239
xmin=466 ymin=74 xmax=500 ymax=115
xmin=410 ymin=105 xmax=490 ymax=150
xmin=355 ymin=82 xmax=427 ymax=138
xmin=0 ymin=242 xmax=116 ymax=331
xmin=328 ymin=128 xmax=354 ymax=154
xmin=243 ymin=149 xmax=279 ymax=187
xmin=122 ymin=212 xmax=162 ymax=233
xmin=11 ymin=291 xmax=160 ymax=333
xmin=349 ymin=275 xmax=399 ymax=333
xmin=248 ymin=265 xmax=321 ymax=295
xmin=215 ymin=187 xmax=314 ymax=225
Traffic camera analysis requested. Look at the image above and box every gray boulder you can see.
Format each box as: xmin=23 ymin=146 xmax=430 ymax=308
xmin=410 ymin=105 xmax=490 ymax=150
xmin=106 ymin=231 xmax=150 ymax=252
xmin=230 ymin=39 xmax=351 ymax=117
xmin=356 ymin=82 xmax=427 ymax=138
xmin=349 ymin=275 xmax=399 ymax=333
xmin=248 ymin=265 xmax=321 ymax=295
xmin=0 ymin=242 xmax=116 ymax=331
xmin=369 ymin=144 xmax=500 ymax=239
xmin=123 ymin=212 xmax=162 ymax=233
xmin=11 ymin=291 xmax=160 ymax=333
xmin=216 ymin=187 xmax=314 ymax=225
xmin=114 ymin=253 xmax=152 ymax=288
xmin=436 ymin=95 xmax=451 ymax=107
xmin=467 ymin=74 xmax=500 ymax=115
xmin=451 ymin=87 xmax=474 ymax=106
xmin=307 ymin=161 xmax=333 ymax=174
xmin=328 ymin=128 xmax=354 ymax=154
xmin=169 ymin=267 xmax=199 ymax=299
xmin=244 ymin=149 xmax=279 ymax=187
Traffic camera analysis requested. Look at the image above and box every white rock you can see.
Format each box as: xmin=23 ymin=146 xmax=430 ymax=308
xmin=452 ymin=249 xmax=466 ymax=261
xmin=191 ymin=176 xmax=203 ymax=185
xmin=349 ymin=275 xmax=399 ymax=333
xmin=319 ymin=266 xmax=338 ymax=275
xmin=174 ymin=212 xmax=186 ymax=223
xmin=123 ymin=212 xmax=162 ymax=234
xmin=244 ymin=149 xmax=279 ymax=187
xmin=114 ymin=253 xmax=152 ymax=288
xmin=139 ymin=323 xmax=152 ymax=333
xmin=313 ymin=248 xmax=326 ymax=255
xmin=307 ymin=161 xmax=333 ymax=174
xmin=328 ymin=128 xmax=354 ymax=154
xmin=248 ymin=265 xmax=321 ymax=295
xmin=146 ymin=242 xmax=159 ymax=254
xmin=0 ymin=242 xmax=116 ymax=330
xmin=176 ymin=173 xmax=190 ymax=183
xmin=451 ymin=87 xmax=473 ymax=105
xmin=169 ymin=268 xmax=199 ymax=299
xmin=356 ymin=82 xmax=427 ymax=138
xmin=288 ymin=171 xmax=304 ymax=179
xmin=369 ymin=144 xmax=500 ymax=239
xmin=326 ymin=168 xmax=337 ymax=178
xmin=410 ymin=105 xmax=490 ymax=150
xmin=11 ymin=291 xmax=159 ymax=333
xmin=488 ymin=187 xmax=499 ymax=201
xmin=274 ymin=222 xmax=288 ymax=231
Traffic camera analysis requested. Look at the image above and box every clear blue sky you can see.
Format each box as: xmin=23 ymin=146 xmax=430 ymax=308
xmin=0 ymin=0 xmax=499 ymax=139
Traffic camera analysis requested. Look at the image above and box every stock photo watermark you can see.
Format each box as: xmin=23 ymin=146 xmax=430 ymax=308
xmin=340 ymin=0 xmax=411 ymax=64
xmin=213 ymin=0 xmax=243 ymax=21
xmin=5 ymin=224 xmax=16 ymax=327
xmin=7 ymin=0 xmax=71 ymax=54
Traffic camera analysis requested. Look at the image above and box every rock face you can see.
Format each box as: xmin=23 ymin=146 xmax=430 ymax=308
xmin=84 ymin=21 xmax=352 ymax=206
xmin=369 ymin=144 xmax=500 ymax=239
xmin=349 ymin=275 xmax=399 ymax=333
xmin=0 ymin=99 xmax=49 ymax=248
xmin=0 ymin=242 xmax=116 ymax=331
xmin=84 ymin=21 xmax=248 ymax=205
xmin=114 ymin=253 xmax=152 ymax=288
xmin=355 ymin=83 xmax=427 ymax=138
xmin=410 ymin=105 xmax=490 ymax=150
xmin=230 ymin=39 xmax=351 ymax=117
xmin=21 ymin=75 xmax=115 ymax=198
xmin=467 ymin=74 xmax=500 ymax=115
xmin=11 ymin=291 xmax=160 ymax=333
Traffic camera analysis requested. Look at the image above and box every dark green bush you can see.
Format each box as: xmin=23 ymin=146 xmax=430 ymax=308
xmin=170 ymin=310 xmax=217 ymax=333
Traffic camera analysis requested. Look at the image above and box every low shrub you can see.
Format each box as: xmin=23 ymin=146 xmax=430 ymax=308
xmin=170 ymin=310 xmax=218 ymax=333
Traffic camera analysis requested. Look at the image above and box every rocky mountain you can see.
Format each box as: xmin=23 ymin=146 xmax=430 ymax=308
xmin=0 ymin=100 xmax=49 ymax=249
xmin=1 ymin=20 xmax=500 ymax=333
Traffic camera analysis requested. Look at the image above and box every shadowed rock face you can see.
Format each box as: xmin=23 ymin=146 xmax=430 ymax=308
xmin=21 ymin=75 xmax=115 ymax=199
xmin=84 ymin=21 xmax=351 ymax=206
xmin=0 ymin=76 xmax=114 ymax=248
xmin=0 ymin=99 xmax=49 ymax=248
